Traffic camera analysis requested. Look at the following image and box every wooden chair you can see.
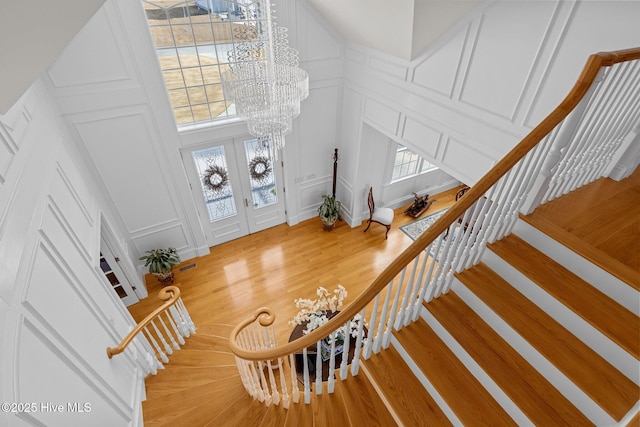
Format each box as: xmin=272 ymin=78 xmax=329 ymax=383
xmin=364 ymin=187 xmax=394 ymax=239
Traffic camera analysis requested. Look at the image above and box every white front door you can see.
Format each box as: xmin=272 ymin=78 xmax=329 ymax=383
xmin=184 ymin=136 xmax=286 ymax=246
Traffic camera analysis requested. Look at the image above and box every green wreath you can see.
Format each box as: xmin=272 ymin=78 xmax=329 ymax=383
xmin=248 ymin=156 xmax=272 ymax=181
xmin=203 ymin=165 xmax=229 ymax=191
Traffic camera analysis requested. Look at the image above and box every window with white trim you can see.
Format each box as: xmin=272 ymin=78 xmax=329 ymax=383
xmin=142 ymin=1 xmax=259 ymax=127
xmin=391 ymin=144 xmax=436 ymax=182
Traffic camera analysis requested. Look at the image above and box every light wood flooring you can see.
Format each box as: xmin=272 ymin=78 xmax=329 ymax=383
xmin=127 ymin=173 xmax=638 ymax=425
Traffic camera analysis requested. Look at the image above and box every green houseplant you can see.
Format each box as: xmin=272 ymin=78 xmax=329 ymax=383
xmin=318 ymin=195 xmax=341 ymax=231
xmin=139 ymin=247 xmax=181 ymax=285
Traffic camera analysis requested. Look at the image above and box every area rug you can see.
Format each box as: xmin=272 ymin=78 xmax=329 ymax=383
xmin=400 ymin=208 xmax=448 ymax=241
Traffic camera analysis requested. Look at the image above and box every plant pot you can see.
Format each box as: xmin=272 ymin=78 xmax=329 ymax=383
xmin=321 ymin=218 xmax=336 ymax=231
xmin=153 ymin=270 xmax=175 ymax=285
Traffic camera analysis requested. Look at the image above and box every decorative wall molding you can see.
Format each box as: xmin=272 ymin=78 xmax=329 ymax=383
xmin=47 ymin=6 xmax=139 ymax=95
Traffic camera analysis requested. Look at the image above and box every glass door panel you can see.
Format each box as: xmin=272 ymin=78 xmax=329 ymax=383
xmin=191 ymin=145 xmax=238 ymax=222
xmin=244 ymin=138 xmax=278 ymax=209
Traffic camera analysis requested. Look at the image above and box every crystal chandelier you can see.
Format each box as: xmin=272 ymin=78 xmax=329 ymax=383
xmin=221 ymin=0 xmax=309 ymax=155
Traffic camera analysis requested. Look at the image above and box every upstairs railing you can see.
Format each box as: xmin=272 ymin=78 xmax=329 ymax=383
xmin=229 ymin=48 xmax=640 ymax=408
xmin=107 ymin=285 xmax=196 ymax=375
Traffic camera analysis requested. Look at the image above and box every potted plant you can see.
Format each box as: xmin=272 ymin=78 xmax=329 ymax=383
xmin=318 ymin=194 xmax=341 ymax=231
xmin=139 ymin=247 xmax=181 ymax=285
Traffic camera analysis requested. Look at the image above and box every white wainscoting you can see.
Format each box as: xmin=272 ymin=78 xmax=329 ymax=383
xmin=1 ymin=81 xmax=145 ymax=426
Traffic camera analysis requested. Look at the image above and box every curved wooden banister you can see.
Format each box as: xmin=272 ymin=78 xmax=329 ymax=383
xmin=229 ymin=47 xmax=640 ymax=361
xmin=107 ymin=285 xmax=181 ymax=359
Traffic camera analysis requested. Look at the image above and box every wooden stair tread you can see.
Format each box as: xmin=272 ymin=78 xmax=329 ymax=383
xmin=489 ymin=234 xmax=640 ymax=359
xmin=313 ymin=382 xmax=352 ymax=427
xmin=426 ymin=291 xmax=594 ymax=426
xmin=204 ymin=394 xmax=256 ymax=427
xmin=145 ymin=366 xmax=240 ymax=399
xmin=393 ymin=317 xmax=517 ymax=426
xmin=337 ymin=373 xmax=398 ymax=426
xmin=457 ymin=262 xmax=638 ymax=420
xmin=363 ymin=343 xmax=452 ymax=426
xmin=143 ymin=375 xmax=246 ymax=425
xmin=519 ymin=213 xmax=639 ymax=290
xmin=180 ymin=333 xmax=231 ymax=351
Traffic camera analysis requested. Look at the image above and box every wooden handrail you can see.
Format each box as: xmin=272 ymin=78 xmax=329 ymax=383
xmin=107 ymin=285 xmax=181 ymax=359
xmin=229 ymin=47 xmax=640 ymax=361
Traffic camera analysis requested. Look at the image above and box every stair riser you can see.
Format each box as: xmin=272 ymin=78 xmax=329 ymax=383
xmin=452 ymin=279 xmax=614 ymax=426
xmin=483 ymin=248 xmax=639 ymax=383
xmin=513 ymin=220 xmax=639 ymax=315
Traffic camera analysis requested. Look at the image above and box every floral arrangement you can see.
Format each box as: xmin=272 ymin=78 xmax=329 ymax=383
xmin=289 ymin=285 xmax=366 ymax=358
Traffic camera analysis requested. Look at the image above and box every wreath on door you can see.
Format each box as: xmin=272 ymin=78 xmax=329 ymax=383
xmin=248 ymin=156 xmax=272 ymax=181
xmin=203 ymin=165 xmax=229 ymax=192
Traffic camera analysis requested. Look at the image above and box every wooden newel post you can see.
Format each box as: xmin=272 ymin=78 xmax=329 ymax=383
xmin=332 ymin=148 xmax=338 ymax=198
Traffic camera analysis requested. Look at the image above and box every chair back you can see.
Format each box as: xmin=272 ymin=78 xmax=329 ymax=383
xmin=367 ymin=187 xmax=375 ymax=216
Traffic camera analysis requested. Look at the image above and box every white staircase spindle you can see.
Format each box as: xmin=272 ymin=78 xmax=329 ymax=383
xmin=340 ymin=319 xmax=352 ymax=379
xmin=327 ymin=332 xmax=337 ymax=393
xmin=350 ymin=308 xmax=367 ymax=377
xmin=158 ymin=313 xmax=180 ymax=351
xmin=143 ymin=326 xmax=168 ymax=364
xmin=289 ymin=353 xmax=300 ymax=404
xmin=373 ymin=282 xmax=394 ymax=353
xmin=315 ymin=340 xmax=322 ymax=395
xmin=303 ymin=348 xmax=310 ymax=404
xmin=363 ymin=294 xmax=379 ymax=358
xmin=150 ymin=319 xmax=173 ymax=355
xmin=164 ymin=310 xmax=185 ymax=346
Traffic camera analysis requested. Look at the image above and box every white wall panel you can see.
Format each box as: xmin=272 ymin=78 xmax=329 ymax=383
xmin=73 ymin=110 xmax=180 ymax=234
xmin=441 ymin=136 xmax=495 ymax=186
xmin=131 ymin=221 xmax=190 ymax=255
xmin=369 ymin=56 xmax=409 ymax=81
xmin=459 ymin=1 xmax=558 ymax=120
xmin=47 ymin=7 xmax=137 ymax=92
xmin=297 ymin=86 xmax=340 ymax=183
xmin=364 ymin=98 xmax=401 ymax=136
xmin=21 ymin=238 xmax=135 ymax=409
xmin=15 ymin=319 xmax=131 ymax=426
xmin=412 ymin=24 xmax=468 ymax=98
xmin=526 ymin=1 xmax=640 ymax=127
xmin=49 ymin=162 xmax=96 ymax=261
xmin=401 ymin=116 xmax=443 ymax=160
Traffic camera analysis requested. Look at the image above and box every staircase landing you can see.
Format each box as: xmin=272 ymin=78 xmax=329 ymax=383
xmin=522 ymin=167 xmax=640 ymax=288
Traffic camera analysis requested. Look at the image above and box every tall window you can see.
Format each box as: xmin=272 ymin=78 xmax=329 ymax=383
xmin=142 ymin=1 xmax=259 ymax=127
xmin=391 ymin=144 xmax=436 ymax=181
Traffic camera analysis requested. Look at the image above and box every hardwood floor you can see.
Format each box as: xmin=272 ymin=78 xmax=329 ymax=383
xmin=523 ymin=167 xmax=639 ymax=288
xmin=126 ymin=173 xmax=638 ymax=425
xmin=128 ymin=187 xmax=463 ymax=341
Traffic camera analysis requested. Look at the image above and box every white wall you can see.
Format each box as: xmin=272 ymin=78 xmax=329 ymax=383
xmin=0 ymin=81 xmax=147 ymax=426
xmin=341 ymin=0 xmax=640 ymax=222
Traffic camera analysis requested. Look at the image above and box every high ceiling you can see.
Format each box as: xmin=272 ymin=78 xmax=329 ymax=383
xmin=0 ymin=0 xmax=480 ymax=114
xmin=308 ymin=0 xmax=482 ymax=61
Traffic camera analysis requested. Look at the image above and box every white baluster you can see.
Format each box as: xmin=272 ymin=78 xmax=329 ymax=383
xmin=340 ymin=319 xmax=352 ymax=379
xmin=327 ymin=331 xmax=337 ymax=393
xmin=159 ymin=311 xmax=180 ymax=350
xmin=363 ymin=295 xmax=378 ymax=358
xmin=395 ymin=257 xmax=420 ymax=330
xmin=315 ymin=340 xmax=322 ymax=395
xmin=166 ymin=308 xmax=186 ymax=344
xmin=176 ymin=298 xmax=196 ymax=334
xmin=405 ymin=253 xmax=428 ymax=326
xmin=387 ymin=268 xmax=406 ymax=334
xmin=289 ymin=353 xmax=300 ymax=404
xmin=350 ymin=308 xmax=367 ymax=377
xmin=277 ymin=357 xmax=290 ymax=408
xmin=266 ymin=359 xmax=280 ymax=405
xmin=143 ymin=326 xmax=168 ymax=364
xmin=150 ymin=320 xmax=173 ymax=356
xmin=303 ymin=348 xmax=310 ymax=404
xmin=373 ymin=283 xmax=394 ymax=353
